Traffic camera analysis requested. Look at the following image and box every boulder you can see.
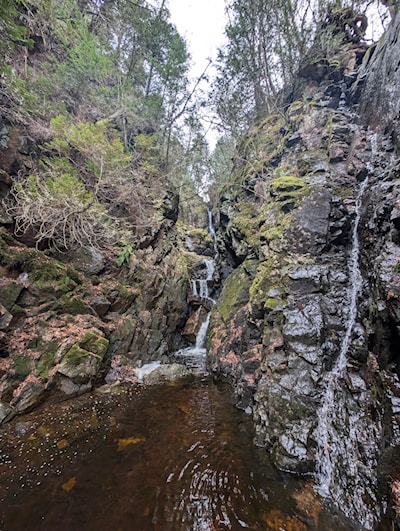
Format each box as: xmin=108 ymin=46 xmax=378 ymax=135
xmin=143 ymin=364 xmax=191 ymax=384
xmin=10 ymin=376 xmax=46 ymax=413
xmin=57 ymin=333 xmax=108 ymax=384
xmin=0 ymin=401 xmax=16 ymax=424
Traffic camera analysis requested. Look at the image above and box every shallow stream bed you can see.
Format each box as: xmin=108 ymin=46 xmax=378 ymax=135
xmin=1 ymin=378 xmax=362 ymax=530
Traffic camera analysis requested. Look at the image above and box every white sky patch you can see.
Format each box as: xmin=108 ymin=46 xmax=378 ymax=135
xmin=168 ymin=0 xmax=227 ymax=150
xmin=168 ymin=0 xmax=227 ymax=78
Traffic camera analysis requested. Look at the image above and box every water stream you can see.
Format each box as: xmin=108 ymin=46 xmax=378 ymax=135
xmin=315 ymin=177 xmax=378 ymax=528
xmin=173 ymin=211 xmax=217 ymax=371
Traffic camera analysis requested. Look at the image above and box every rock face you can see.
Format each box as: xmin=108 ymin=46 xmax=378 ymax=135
xmin=208 ymin=14 xmax=400 ymax=529
xmin=0 ymin=189 xmax=196 ymax=418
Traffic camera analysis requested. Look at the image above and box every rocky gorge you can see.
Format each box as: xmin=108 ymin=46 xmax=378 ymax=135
xmin=1 ymin=3 xmax=400 ymax=530
xmin=207 ymin=6 xmax=400 ymax=529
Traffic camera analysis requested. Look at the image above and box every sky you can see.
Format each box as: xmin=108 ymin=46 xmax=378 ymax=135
xmin=168 ymin=0 xmax=227 ymax=148
xmin=168 ymin=0 xmax=227 ymax=78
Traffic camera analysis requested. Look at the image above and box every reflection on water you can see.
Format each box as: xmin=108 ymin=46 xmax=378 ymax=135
xmin=0 ymin=379 xmax=360 ymax=530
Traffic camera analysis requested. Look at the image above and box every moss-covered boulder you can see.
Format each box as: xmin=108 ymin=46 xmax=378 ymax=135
xmin=57 ymin=333 xmax=108 ymax=384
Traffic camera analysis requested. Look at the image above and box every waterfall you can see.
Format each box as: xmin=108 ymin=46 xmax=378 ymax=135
xmin=174 ymin=211 xmax=217 ymax=370
xmin=315 ymin=178 xmax=378 ymax=528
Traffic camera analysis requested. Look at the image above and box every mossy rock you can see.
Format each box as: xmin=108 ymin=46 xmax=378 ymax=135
xmin=186 ymin=227 xmax=213 ymax=254
xmin=187 ymin=227 xmax=212 ymax=242
xmin=228 ymin=201 xmax=261 ymax=249
xmin=12 ymin=354 xmax=35 ymax=378
xmin=287 ymin=100 xmax=305 ymax=116
xmin=271 ymin=175 xmax=307 ymax=194
xmin=0 ymin=242 xmax=81 ymax=296
xmin=270 ymin=176 xmax=309 ymax=212
xmin=235 ymin=115 xmax=287 ymax=184
xmin=31 ymin=262 xmax=79 ymax=294
xmin=36 ymin=350 xmax=56 ymax=380
xmin=213 ymin=260 xmax=255 ymax=325
xmin=58 ymin=342 xmax=107 ymax=383
xmin=0 ymin=281 xmax=23 ymax=311
xmin=264 ymin=297 xmax=286 ymax=313
xmin=249 ymin=258 xmax=287 ymax=319
xmin=258 ymin=200 xmax=292 ymax=242
xmin=79 ymin=332 xmax=109 ymax=356
xmin=60 ymin=295 xmax=92 ymax=315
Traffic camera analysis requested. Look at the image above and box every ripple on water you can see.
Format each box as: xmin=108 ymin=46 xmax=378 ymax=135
xmin=0 ymin=380 xmax=361 ymax=530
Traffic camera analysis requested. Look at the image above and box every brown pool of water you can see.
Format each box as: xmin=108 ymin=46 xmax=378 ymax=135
xmin=0 ymin=378 xmax=362 ymax=530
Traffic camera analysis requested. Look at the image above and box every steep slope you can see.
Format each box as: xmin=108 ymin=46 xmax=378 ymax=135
xmin=208 ymin=10 xmax=400 ymax=529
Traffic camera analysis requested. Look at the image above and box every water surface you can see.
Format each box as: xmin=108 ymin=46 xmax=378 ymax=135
xmin=1 ymin=378 xmax=360 ymax=530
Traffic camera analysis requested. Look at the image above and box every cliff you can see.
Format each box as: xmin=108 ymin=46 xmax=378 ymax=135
xmin=208 ymin=10 xmax=400 ymax=529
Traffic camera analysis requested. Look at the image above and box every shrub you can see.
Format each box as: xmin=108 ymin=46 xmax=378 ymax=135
xmin=9 ymin=161 xmax=116 ymax=250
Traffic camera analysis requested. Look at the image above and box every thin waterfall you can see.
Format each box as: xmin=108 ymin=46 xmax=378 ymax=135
xmin=174 ymin=211 xmax=217 ymax=369
xmin=315 ymin=178 xmax=369 ymax=495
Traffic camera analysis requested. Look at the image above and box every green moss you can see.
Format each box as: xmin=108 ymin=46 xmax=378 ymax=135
xmin=262 ymin=226 xmax=285 ymax=242
xmin=264 ymin=297 xmax=285 ymax=312
xmin=287 ymin=100 xmax=304 ymax=115
xmin=230 ymin=201 xmax=261 ymax=248
xmin=60 ymin=295 xmax=90 ymax=315
xmin=271 ymin=175 xmax=306 ymax=194
xmin=270 ymin=175 xmax=309 ymax=212
xmin=36 ymin=350 xmax=56 ymax=379
xmin=187 ymin=227 xmax=213 ymax=248
xmin=0 ymin=246 xmax=41 ymax=270
xmin=12 ymin=355 xmax=35 ymax=377
xmin=62 ymin=345 xmax=93 ymax=367
xmin=79 ymin=332 xmax=108 ymax=356
xmin=0 ymin=235 xmax=82 ymax=293
xmin=234 ymin=114 xmax=287 ymax=185
xmin=393 ymin=262 xmax=400 ymax=273
xmin=249 ymin=258 xmax=287 ymax=318
xmin=214 ymin=261 xmax=253 ymax=324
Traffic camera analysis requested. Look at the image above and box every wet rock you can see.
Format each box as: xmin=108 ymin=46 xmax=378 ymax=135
xmin=89 ymin=294 xmax=110 ymax=318
xmin=143 ymin=363 xmax=191 ymax=384
xmin=273 ymin=419 xmax=315 ymax=473
xmin=56 ymin=247 xmax=105 ymax=275
xmin=105 ymin=355 xmax=138 ymax=384
xmin=356 ymin=8 xmax=400 ymax=144
xmin=57 ymin=376 xmax=92 ymax=397
xmin=10 ymin=377 xmax=46 ymax=413
xmin=209 ymin=25 xmax=400 ymax=526
xmin=182 ymin=306 xmax=209 ymax=342
xmin=0 ymin=401 xmax=16 ymax=424
xmin=0 ymin=280 xmax=23 ymax=311
xmin=283 ymin=298 xmax=324 ymax=344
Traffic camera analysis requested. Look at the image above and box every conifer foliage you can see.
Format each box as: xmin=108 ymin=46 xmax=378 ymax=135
xmin=211 ymin=0 xmax=390 ymax=135
xmin=1 ymin=0 xmax=199 ymax=250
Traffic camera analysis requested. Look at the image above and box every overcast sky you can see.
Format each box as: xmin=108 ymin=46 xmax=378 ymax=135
xmin=168 ymin=0 xmax=227 ymax=78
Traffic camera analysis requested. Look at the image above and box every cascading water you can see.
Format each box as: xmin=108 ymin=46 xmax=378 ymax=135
xmin=191 ymin=259 xmax=215 ymax=300
xmin=314 ymin=177 xmax=381 ymax=529
xmin=173 ymin=211 xmax=217 ymax=370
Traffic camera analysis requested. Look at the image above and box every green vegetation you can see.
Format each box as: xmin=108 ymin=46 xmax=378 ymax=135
xmin=211 ymin=0 xmax=389 ymax=135
xmin=213 ymin=261 xmax=254 ymax=324
xmin=2 ymin=0 xmax=213 ymax=252
xmin=116 ymin=243 xmax=134 ymax=268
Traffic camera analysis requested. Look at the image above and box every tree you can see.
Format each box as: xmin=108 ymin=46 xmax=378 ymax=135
xmin=211 ymin=0 xmax=390 ymax=135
